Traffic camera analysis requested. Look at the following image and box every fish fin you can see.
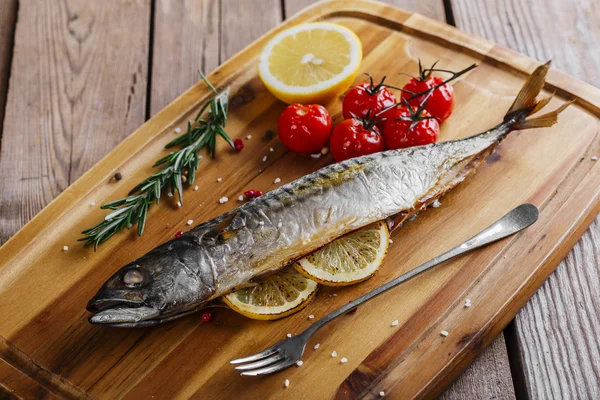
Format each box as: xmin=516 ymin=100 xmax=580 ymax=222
xmin=506 ymin=61 xmax=551 ymax=117
xmin=215 ymin=211 xmax=238 ymax=234
xmin=219 ymin=230 xmax=241 ymax=241
xmin=529 ymin=92 xmax=554 ymax=115
xmin=514 ymin=100 xmax=573 ymax=130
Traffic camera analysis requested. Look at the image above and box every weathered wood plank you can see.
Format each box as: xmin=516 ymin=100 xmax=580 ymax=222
xmin=0 ymin=0 xmax=17 ymax=142
xmin=150 ymin=0 xmax=220 ymax=116
xmin=0 ymin=0 xmax=151 ymax=244
xmin=220 ymin=0 xmax=282 ymax=60
xmin=284 ymin=0 xmax=446 ymax=21
xmin=452 ymin=0 xmax=600 ymax=398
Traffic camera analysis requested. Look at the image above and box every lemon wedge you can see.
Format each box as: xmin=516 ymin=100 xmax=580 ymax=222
xmin=223 ymin=267 xmax=319 ymax=320
xmin=258 ymin=22 xmax=362 ymax=104
xmin=295 ymin=221 xmax=389 ymax=286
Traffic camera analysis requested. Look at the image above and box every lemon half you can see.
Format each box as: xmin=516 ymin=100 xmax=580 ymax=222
xmin=258 ymin=22 xmax=362 ymax=104
xmin=223 ymin=267 xmax=319 ymax=320
xmin=295 ymin=221 xmax=389 ymax=286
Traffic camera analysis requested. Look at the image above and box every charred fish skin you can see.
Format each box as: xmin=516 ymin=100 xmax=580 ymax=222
xmin=87 ymin=62 xmax=569 ymax=327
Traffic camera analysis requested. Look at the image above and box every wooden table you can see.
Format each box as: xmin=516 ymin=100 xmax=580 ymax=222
xmin=0 ymin=0 xmax=598 ymax=398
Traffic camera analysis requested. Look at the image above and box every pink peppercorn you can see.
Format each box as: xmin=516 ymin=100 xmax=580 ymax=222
xmin=201 ymin=312 xmax=213 ymax=323
xmin=233 ymin=138 xmax=244 ymax=151
xmin=174 ymin=230 xmax=183 ymax=238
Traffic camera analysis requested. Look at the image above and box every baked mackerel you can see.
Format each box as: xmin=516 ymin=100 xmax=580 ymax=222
xmin=88 ymin=62 xmax=569 ymax=327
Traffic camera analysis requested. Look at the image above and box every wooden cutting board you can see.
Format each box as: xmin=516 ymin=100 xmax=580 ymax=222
xmin=1 ymin=0 xmax=599 ymax=398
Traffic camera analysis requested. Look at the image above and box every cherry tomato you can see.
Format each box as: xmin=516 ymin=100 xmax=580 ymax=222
xmin=330 ymin=119 xmax=384 ymax=162
xmin=278 ymin=104 xmax=332 ymax=154
xmin=343 ymin=81 xmax=396 ymax=126
xmin=382 ymin=106 xmax=439 ymax=150
xmin=401 ymin=76 xmax=454 ymax=122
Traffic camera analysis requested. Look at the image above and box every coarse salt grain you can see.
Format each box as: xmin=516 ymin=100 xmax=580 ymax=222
xmin=332 ymin=293 xmax=337 ymax=297
xmin=340 ymin=357 xmax=348 ymax=364
xmin=287 ymin=333 xmax=292 ymax=338
xmin=311 ymin=153 xmax=321 ymax=159
xmin=186 ymin=220 xmax=193 ymax=226
xmin=380 ymin=391 xmax=385 ymax=397
xmin=389 ymin=239 xmax=393 ymax=244
xmin=314 ymin=343 xmax=320 ymax=350
xmin=391 ymin=320 xmax=399 ymax=327
xmin=258 ymin=221 xmax=264 ymax=225
xmin=592 ymin=156 xmax=599 ymax=161
xmin=175 ymin=127 xmax=181 ymax=133
xmin=308 ymin=314 xmax=314 ymax=320
xmin=63 ymin=246 xmax=69 ymax=251
xmin=194 ymin=186 xmax=199 ymax=191
xmin=219 ymin=197 xmax=228 ymax=204
xmin=432 ymin=199 xmax=442 ymax=208
xmin=246 ymin=135 xmax=252 ymax=140
xmin=274 ymin=177 xmax=281 ymax=184
xmin=270 ymin=147 xmax=274 ymax=152
xmin=465 ymin=298 xmax=472 ymax=307
xmin=440 ymin=330 xmax=449 ymax=337
xmin=277 ymin=222 xmax=283 ymax=228
xmin=262 ymin=155 xmax=268 ymax=162
xmin=198 ymin=155 xmax=203 ymax=159
xmin=90 ymin=201 xmax=96 ymax=206
xmin=238 ymin=195 xmax=244 ymax=201
xmin=296 ymin=360 xmax=303 ymax=367
xmin=217 ymin=177 xmax=222 ymax=182
xmin=331 ymin=351 xmax=337 ymax=357
xmin=177 ymin=201 xmax=182 ymax=207
xmin=167 ymin=192 xmax=173 ymax=197
xmin=284 ymin=379 xmax=290 ymax=388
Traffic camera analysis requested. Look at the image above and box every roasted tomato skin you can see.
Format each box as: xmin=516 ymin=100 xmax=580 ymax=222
xmin=342 ymin=82 xmax=396 ymax=126
xmin=401 ymin=76 xmax=454 ymax=122
xmin=382 ymin=106 xmax=440 ymax=150
xmin=278 ymin=104 xmax=332 ymax=154
xmin=330 ymin=119 xmax=384 ymax=162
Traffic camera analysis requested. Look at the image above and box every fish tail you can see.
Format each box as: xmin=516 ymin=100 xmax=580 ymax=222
xmin=504 ymin=61 xmax=573 ymax=130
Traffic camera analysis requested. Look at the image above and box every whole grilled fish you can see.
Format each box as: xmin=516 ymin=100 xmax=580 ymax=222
xmin=88 ymin=62 xmax=568 ymax=327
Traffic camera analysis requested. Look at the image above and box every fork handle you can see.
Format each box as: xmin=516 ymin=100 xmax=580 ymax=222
xmin=302 ymin=204 xmax=539 ymax=338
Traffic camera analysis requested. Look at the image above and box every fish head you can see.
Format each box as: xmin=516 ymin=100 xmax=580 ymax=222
xmin=87 ymin=238 xmax=215 ymax=327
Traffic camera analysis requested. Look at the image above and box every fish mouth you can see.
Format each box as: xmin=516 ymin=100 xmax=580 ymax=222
xmin=87 ymin=291 xmax=163 ymax=327
xmin=87 ymin=294 xmax=203 ymax=327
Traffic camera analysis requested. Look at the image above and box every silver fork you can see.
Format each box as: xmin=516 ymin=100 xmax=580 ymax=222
xmin=230 ymin=203 xmax=539 ymax=376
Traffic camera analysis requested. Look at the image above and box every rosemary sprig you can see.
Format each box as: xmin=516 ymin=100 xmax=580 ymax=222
xmin=79 ymin=73 xmax=233 ymax=250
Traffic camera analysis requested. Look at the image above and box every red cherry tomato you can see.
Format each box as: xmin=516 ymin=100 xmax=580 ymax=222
xmin=382 ymin=106 xmax=439 ymax=150
xmin=342 ymin=81 xmax=396 ymax=125
xmin=330 ymin=119 xmax=384 ymax=162
xmin=278 ymin=104 xmax=332 ymax=154
xmin=401 ymin=76 xmax=454 ymax=122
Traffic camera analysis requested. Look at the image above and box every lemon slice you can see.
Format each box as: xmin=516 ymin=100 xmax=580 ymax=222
xmin=296 ymin=221 xmax=389 ymax=286
xmin=258 ymin=22 xmax=362 ymax=104
xmin=223 ymin=267 xmax=319 ymax=320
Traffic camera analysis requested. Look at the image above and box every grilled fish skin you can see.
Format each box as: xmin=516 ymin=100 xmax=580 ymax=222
xmin=87 ymin=62 xmax=569 ymax=327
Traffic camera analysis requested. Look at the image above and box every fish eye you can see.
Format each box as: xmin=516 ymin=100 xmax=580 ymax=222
xmin=123 ymin=268 xmax=144 ymax=288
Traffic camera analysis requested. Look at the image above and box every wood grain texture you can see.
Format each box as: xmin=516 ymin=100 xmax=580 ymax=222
xmin=220 ymin=0 xmax=282 ymax=59
xmin=150 ymin=0 xmax=221 ymax=116
xmin=0 ymin=0 xmax=17 ymax=143
xmin=1 ymin=1 xmax=599 ymax=398
xmin=284 ymin=0 xmax=446 ymax=20
xmin=452 ymin=0 xmax=600 ymax=398
xmin=0 ymin=0 xmax=151 ymax=245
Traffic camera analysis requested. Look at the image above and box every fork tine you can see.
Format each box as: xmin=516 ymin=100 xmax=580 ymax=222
xmin=239 ymin=359 xmax=293 ymax=376
xmin=234 ymin=354 xmax=284 ymax=371
xmin=230 ymin=347 xmax=278 ymax=365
